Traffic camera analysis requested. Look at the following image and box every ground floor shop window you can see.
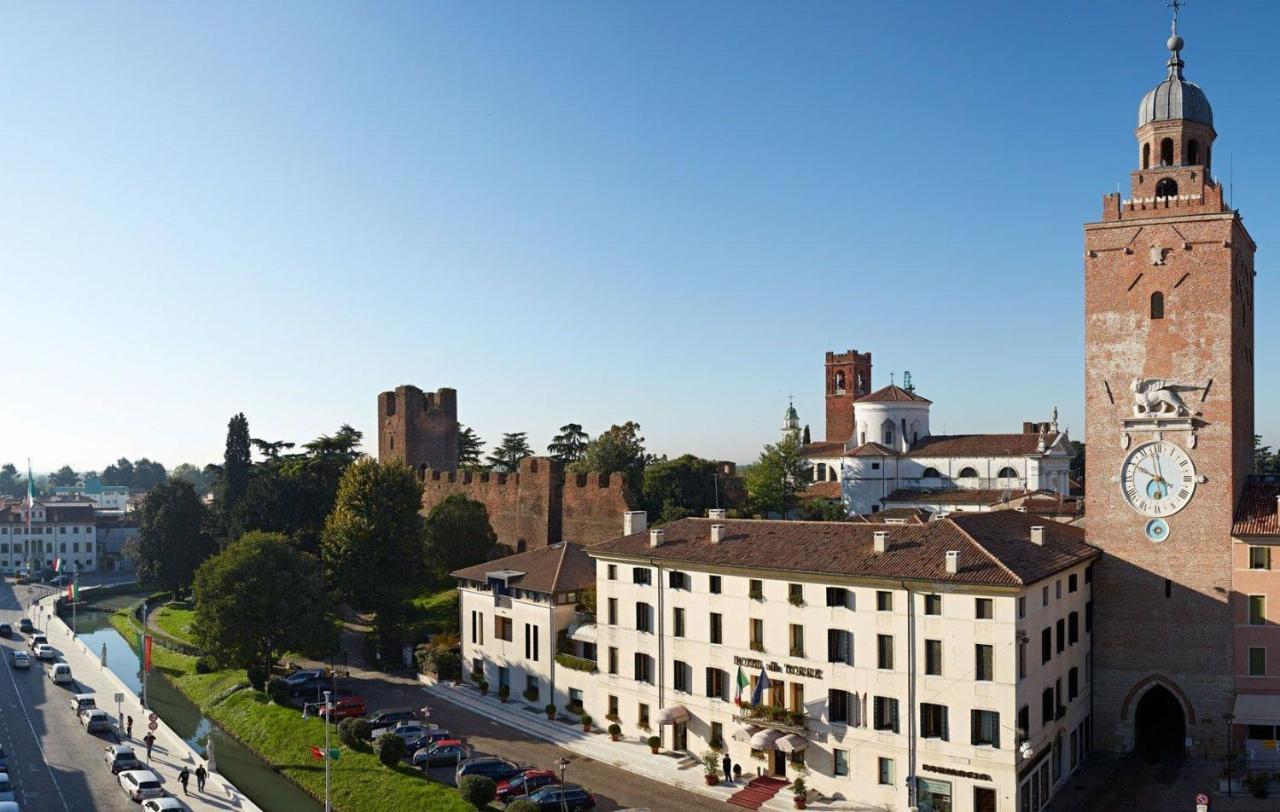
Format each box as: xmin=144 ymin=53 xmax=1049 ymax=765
xmin=917 ymin=778 xmax=952 ymax=812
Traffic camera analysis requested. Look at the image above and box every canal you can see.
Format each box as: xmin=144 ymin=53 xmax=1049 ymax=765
xmin=71 ymin=590 xmax=321 ymax=812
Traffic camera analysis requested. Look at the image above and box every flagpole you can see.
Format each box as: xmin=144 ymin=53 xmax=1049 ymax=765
xmin=323 ymin=690 xmax=332 ymax=812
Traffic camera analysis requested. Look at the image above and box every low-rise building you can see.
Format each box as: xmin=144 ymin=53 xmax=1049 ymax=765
xmin=0 ymin=501 xmax=98 ymax=573
xmin=52 ymin=476 xmax=130 ymax=512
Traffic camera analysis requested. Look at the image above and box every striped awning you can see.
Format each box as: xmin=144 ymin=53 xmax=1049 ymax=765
xmin=654 ymin=704 xmax=689 ymax=725
xmin=749 ymin=728 xmax=783 ymax=749
xmin=732 ymin=725 xmax=761 ymax=743
xmin=775 ymin=733 xmax=808 ymax=753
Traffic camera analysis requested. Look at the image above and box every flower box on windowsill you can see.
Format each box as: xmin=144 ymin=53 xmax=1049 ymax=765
xmin=749 ymin=641 xmax=765 ymax=653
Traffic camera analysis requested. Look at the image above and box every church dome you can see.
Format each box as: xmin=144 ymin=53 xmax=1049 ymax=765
xmin=1138 ymin=39 xmax=1212 ymax=127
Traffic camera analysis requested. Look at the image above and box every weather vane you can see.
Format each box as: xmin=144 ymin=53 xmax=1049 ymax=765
xmin=1169 ymin=0 xmax=1184 ymax=32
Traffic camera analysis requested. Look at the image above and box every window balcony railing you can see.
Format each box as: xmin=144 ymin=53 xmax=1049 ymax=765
xmin=734 ymin=703 xmax=808 ymax=735
xmin=749 ymin=641 xmax=765 ymax=653
xmin=494 ymin=594 xmax=512 ymax=610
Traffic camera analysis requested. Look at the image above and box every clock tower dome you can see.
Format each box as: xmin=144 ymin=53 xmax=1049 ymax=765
xmin=1085 ymin=11 xmax=1256 ymax=758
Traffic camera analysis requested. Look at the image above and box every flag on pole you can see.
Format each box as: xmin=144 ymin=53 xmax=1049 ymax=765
xmin=66 ymin=578 xmax=78 ymax=602
xmin=309 ymin=746 xmax=324 ymax=761
xmin=143 ymin=635 xmax=153 ymax=673
xmin=54 ymin=558 xmax=61 ymax=574
xmin=749 ymin=667 xmax=770 ymax=707
xmin=735 ymin=666 xmax=749 ymax=705
xmin=309 ymin=746 xmax=340 ymax=761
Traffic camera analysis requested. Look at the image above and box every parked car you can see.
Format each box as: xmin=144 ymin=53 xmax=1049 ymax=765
xmin=372 ymin=722 xmax=429 ymax=743
xmin=141 ymin=799 xmax=188 ymax=812
xmin=48 ymin=663 xmax=72 ymax=684
xmin=527 ymin=784 xmax=597 ymax=812
xmin=119 ymin=769 xmax=164 ymax=801
xmin=281 ymin=669 xmax=324 ymax=688
xmin=364 ymin=708 xmax=417 ymax=729
xmin=36 ymin=645 xmax=58 ymax=661
xmin=404 ymin=729 xmax=453 ymax=751
xmin=318 ymin=697 xmax=365 ymax=722
xmin=287 ymin=680 xmax=325 ymax=700
xmin=27 ymin=634 xmax=47 ymax=651
xmin=0 ymin=773 xmax=12 ymax=802
xmin=0 ymin=624 xmax=12 ymax=638
xmin=412 ymin=739 xmax=468 ymax=768
xmin=104 ymin=744 xmax=144 ymax=774
xmin=70 ymin=694 xmax=96 ymax=714
xmin=0 ymin=801 xmax=18 ymax=812
xmin=455 ymin=756 xmax=524 ymax=784
xmin=80 ymin=709 xmax=112 ymax=733
xmin=17 ymin=619 xmax=32 ymax=634
xmin=9 ymin=651 xmax=30 ymax=669
xmin=496 ymin=769 xmax=561 ymax=802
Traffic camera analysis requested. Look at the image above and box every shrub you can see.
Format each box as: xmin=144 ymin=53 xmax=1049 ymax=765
xmin=507 ymin=801 xmax=540 ymax=812
xmin=265 ymin=677 xmax=291 ymax=705
xmin=523 ymin=688 xmax=540 ymax=703
xmin=194 ymin=656 xmax=216 ymax=674
xmin=477 ymin=680 xmax=489 ymax=694
xmin=457 ymin=774 xmax=497 ymax=809
xmin=792 ymin=777 xmax=807 ymax=797
xmin=580 ymin=713 xmax=593 ymax=727
xmin=373 ymin=732 xmax=405 ymax=767
xmin=701 ymin=750 xmax=721 ymax=776
xmin=545 ymin=703 xmax=557 ymax=718
xmin=608 ymin=723 xmax=621 ymax=738
xmin=337 ymin=717 xmax=370 ymax=748
xmin=647 ymin=735 xmax=661 ymax=749
xmin=246 ymin=664 xmax=267 ymax=691
xmin=497 ymin=685 xmax=510 ymax=701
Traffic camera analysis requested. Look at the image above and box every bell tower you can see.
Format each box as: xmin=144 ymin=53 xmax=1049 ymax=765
xmin=1084 ymin=8 xmax=1256 ymax=758
xmin=824 ymin=349 xmax=872 ymax=444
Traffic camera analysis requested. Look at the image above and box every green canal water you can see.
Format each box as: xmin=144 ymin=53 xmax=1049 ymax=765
xmin=71 ymin=591 xmax=321 ymax=812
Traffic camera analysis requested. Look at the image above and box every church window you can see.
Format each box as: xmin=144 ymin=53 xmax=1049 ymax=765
xmin=816 ymin=463 xmax=828 ymax=482
xmin=834 ymin=372 xmax=845 ymax=394
xmin=1159 ymin=138 xmax=1173 ymax=166
xmin=881 ymin=420 xmax=895 ymax=446
xmin=922 ymin=467 xmax=941 ymax=479
xmin=1186 ymin=139 xmax=1199 ymax=165
xmin=957 ymin=467 xmax=979 ymax=479
xmin=997 ymin=466 xmax=1018 ymax=479
xmin=1150 ymin=291 xmax=1164 ymax=320
xmin=1155 ymin=177 xmax=1178 ymax=198
xmin=1142 ymin=142 xmax=1151 ymax=169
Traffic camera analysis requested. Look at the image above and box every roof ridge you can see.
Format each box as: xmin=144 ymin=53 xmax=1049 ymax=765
xmin=548 ymin=542 xmax=570 ymax=592
xmin=946 ymin=517 xmax=1024 ymax=586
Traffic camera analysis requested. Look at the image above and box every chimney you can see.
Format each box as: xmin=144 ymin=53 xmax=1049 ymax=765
xmin=945 ymin=550 xmax=959 ymax=574
xmin=649 ymin=529 xmax=664 ymax=548
xmin=624 ymin=511 xmax=648 ymax=536
xmin=707 ymin=508 xmax=727 ymax=520
xmin=1275 ymin=495 xmax=1280 ymax=515
xmin=1030 ymin=526 xmax=1046 ymax=546
xmin=874 ymin=530 xmax=889 ymax=554
xmin=710 ymin=524 xmax=726 ymax=544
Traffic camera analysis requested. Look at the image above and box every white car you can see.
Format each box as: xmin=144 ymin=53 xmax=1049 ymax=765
xmin=8 ymin=651 xmax=29 ymax=669
xmin=119 ymin=769 xmax=164 ymax=801
xmin=142 ymin=798 xmax=187 ymax=811
xmin=0 ymin=800 xmax=19 ymax=812
xmin=0 ymin=773 xmax=13 ymax=802
xmin=104 ymin=744 xmax=144 ymax=774
xmin=48 ymin=663 xmax=72 ymax=684
xmin=33 ymin=644 xmax=56 ymax=661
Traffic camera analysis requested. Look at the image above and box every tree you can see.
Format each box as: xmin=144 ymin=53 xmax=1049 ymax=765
xmin=101 ymin=458 xmax=136 ymax=487
xmin=547 ymin=423 xmax=590 ymax=464
xmin=0 ymin=464 xmax=20 ymax=498
xmin=134 ymin=479 xmax=217 ymax=594
xmin=799 ymin=498 xmax=851 ymax=521
xmin=802 ymin=425 xmax=811 ymax=446
xmin=192 ymin=531 xmax=336 ymax=674
xmin=423 ymin=495 xmax=500 ymax=586
xmin=457 ymin=425 xmax=485 ymax=470
xmin=170 ymin=463 xmax=212 ymax=496
xmin=250 ymin=438 xmax=295 ymax=460
xmin=743 ymin=435 xmax=810 ymax=518
xmin=1069 ymin=440 xmax=1086 ymax=482
xmin=132 ymin=458 xmax=168 ymax=491
xmin=322 ymin=458 xmax=427 ymax=645
xmin=373 ymin=732 xmax=406 ymax=767
xmin=641 ymin=455 xmax=722 ymax=525
xmin=49 ymin=466 xmax=78 ymax=487
xmin=486 ymin=432 xmax=532 ymax=473
xmin=1255 ymin=435 xmax=1280 ymax=475
xmin=457 ymin=775 xmax=497 ymax=809
xmin=222 ymin=413 xmax=252 ymax=527
xmin=572 ymin=421 xmax=649 ymax=485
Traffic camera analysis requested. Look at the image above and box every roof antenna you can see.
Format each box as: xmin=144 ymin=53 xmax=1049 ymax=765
xmin=1230 ymin=151 xmax=1234 ymax=209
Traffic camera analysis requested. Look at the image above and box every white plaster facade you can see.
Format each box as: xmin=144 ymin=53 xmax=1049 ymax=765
xmin=0 ymin=502 xmax=97 ymax=573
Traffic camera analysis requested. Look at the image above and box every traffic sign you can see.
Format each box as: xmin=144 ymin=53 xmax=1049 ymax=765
xmin=148 ymin=721 xmax=158 ymax=732
xmin=114 ymin=693 xmax=124 ymax=704
xmin=1196 ymin=794 xmax=1209 ymax=803
xmin=148 ymin=712 xmax=158 ymax=723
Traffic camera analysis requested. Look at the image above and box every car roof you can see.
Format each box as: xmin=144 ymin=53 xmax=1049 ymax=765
xmin=110 ymin=745 xmax=138 ymax=754
xmin=121 ymin=769 xmax=159 ymax=779
xmin=73 ymin=692 xmax=94 ymax=699
xmin=434 ymin=739 xmax=463 ymax=747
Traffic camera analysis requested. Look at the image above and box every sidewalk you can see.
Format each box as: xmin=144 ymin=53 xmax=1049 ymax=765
xmin=422 ymin=678 xmax=857 ymax=811
xmin=34 ymin=591 xmax=261 ymax=812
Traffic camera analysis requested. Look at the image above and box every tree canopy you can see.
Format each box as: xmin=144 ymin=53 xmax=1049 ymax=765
xmin=133 ymin=479 xmax=217 ymax=594
xmin=547 ymin=424 xmax=590 ymax=464
xmin=572 ymin=421 xmax=649 ymax=484
xmin=423 ymin=494 xmax=501 ymax=586
xmin=641 ymin=454 xmax=723 ymax=525
xmin=49 ymin=466 xmax=78 ymax=487
xmin=101 ymin=457 xmax=167 ymax=491
xmin=743 ymin=435 xmax=810 ymax=518
xmin=222 ymin=413 xmax=252 ymax=527
xmin=457 ymin=425 xmax=486 ymax=470
xmin=486 ymin=432 xmax=532 ymax=473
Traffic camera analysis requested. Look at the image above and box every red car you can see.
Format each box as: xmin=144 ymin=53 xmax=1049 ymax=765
xmin=496 ymin=769 xmax=560 ymax=802
xmin=319 ymin=697 xmax=366 ymax=721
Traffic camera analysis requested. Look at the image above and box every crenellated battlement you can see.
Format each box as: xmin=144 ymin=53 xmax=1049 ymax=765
xmin=378 ymin=384 xmax=458 ymax=473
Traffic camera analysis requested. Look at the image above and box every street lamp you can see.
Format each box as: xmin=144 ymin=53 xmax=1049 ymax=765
xmin=557 ymin=757 xmax=570 ymax=812
xmin=1224 ymin=712 xmax=1235 ymax=798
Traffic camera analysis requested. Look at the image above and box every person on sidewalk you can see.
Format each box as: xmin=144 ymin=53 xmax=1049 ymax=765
xmin=722 ymin=753 xmax=733 ymax=784
xmin=178 ymin=767 xmax=190 ymax=795
xmin=125 ymin=715 xmax=133 ymax=739
xmin=143 ymin=732 xmax=156 ymax=761
xmin=195 ymin=764 xmax=207 ymax=792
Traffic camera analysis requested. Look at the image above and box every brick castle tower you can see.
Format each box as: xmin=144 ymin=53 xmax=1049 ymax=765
xmin=825 ymin=349 xmax=871 ymax=443
xmin=377 ymin=385 xmax=459 ymax=473
xmin=1085 ymin=12 xmax=1255 ymax=757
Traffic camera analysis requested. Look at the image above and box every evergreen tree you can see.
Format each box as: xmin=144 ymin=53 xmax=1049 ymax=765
xmin=743 ymin=435 xmax=811 ymax=518
xmin=457 ymin=425 xmax=486 ymax=469
xmin=547 ymin=423 xmax=590 ymax=463
xmin=802 ymin=425 xmax=811 ymax=445
xmin=49 ymin=466 xmax=78 ymax=487
xmin=133 ymin=479 xmax=217 ymax=594
xmin=423 ymin=495 xmax=501 ymax=585
xmin=223 ymin=413 xmax=252 ymax=525
xmin=572 ymin=422 xmax=649 ymax=485
xmin=0 ymin=464 xmax=20 ymax=498
xmin=486 ymin=432 xmax=533 ymax=473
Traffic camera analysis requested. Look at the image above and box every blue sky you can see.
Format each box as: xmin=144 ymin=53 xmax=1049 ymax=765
xmin=3 ymin=1 xmax=1278 ymax=471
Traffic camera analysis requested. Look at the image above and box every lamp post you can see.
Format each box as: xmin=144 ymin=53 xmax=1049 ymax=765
xmin=323 ymin=690 xmax=333 ymax=812
xmin=557 ymin=757 xmax=570 ymax=812
xmin=1224 ymin=712 xmax=1235 ymax=798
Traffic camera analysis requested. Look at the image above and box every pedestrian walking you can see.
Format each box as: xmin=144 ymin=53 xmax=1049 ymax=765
xmin=195 ymin=764 xmax=207 ymax=792
xmin=178 ymin=767 xmax=190 ymax=795
xmin=143 ymin=732 xmax=156 ymax=761
xmin=125 ymin=715 xmax=133 ymax=739
xmin=723 ymin=754 xmax=733 ymax=784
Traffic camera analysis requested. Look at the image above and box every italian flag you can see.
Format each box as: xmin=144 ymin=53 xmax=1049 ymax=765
xmin=66 ymin=578 xmax=78 ymax=602
xmin=309 ymin=746 xmax=341 ymax=761
xmin=54 ymin=558 xmax=62 ymax=574
xmin=735 ymin=666 xmax=749 ymax=705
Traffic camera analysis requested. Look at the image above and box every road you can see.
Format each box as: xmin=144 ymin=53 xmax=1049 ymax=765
xmin=0 ymin=578 xmax=138 ymax=811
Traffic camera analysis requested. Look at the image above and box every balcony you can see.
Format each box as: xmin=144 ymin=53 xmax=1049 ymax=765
xmin=733 ymin=704 xmax=808 ymax=736
xmin=494 ymin=594 xmax=512 ymax=610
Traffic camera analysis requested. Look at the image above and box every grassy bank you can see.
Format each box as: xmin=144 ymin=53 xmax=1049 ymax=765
xmin=406 ymin=587 xmax=459 ymax=638
xmin=151 ymin=602 xmax=197 ymax=645
xmin=107 ymin=604 xmax=469 ymax=811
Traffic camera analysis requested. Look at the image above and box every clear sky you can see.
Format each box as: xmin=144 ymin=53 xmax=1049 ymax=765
xmin=3 ymin=1 xmax=1278 ymax=472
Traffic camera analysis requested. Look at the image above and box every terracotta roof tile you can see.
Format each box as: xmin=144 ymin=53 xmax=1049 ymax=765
xmin=1234 ymin=482 xmax=1280 ymax=536
xmin=850 ymin=442 xmax=897 ymax=457
xmin=588 ymin=513 xmax=1095 ymax=587
xmin=908 ymin=434 xmax=1047 ymax=457
xmin=805 ymin=481 xmax=843 ymax=500
xmin=451 ymin=542 xmax=595 ymax=593
xmin=866 ymin=507 xmax=931 ymax=523
xmin=0 ymin=502 xmax=95 ymax=523
xmin=801 ymin=441 xmax=846 ymax=459
xmin=885 ymin=488 xmax=1032 ymax=506
xmin=856 ymin=384 xmax=931 ymax=404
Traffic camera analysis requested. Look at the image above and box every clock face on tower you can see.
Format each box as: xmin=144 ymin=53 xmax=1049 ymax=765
xmin=1120 ymin=440 xmax=1197 ymax=518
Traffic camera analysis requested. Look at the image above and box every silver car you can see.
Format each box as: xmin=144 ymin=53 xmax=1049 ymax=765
xmin=119 ymin=769 xmax=164 ymax=801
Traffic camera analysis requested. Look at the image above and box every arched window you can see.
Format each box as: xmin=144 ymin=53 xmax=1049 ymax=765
xmin=1151 ymin=291 xmax=1164 ymax=320
xmin=834 ymin=371 xmax=845 ymax=394
xmin=829 ymin=465 xmax=838 ymax=482
xmin=1142 ymin=142 xmax=1151 ymax=170
xmin=1186 ymin=139 xmax=1199 ymax=166
xmin=1160 ymin=138 xmax=1174 ymax=166
xmin=921 ymin=467 xmax=942 ymax=479
xmin=816 ymin=463 xmax=828 ymax=482
xmin=997 ymin=466 xmax=1018 ymax=479
xmin=1155 ymin=178 xmax=1178 ymax=198
xmin=957 ymin=467 xmax=980 ymax=479
xmin=881 ymin=419 xmax=895 ymax=446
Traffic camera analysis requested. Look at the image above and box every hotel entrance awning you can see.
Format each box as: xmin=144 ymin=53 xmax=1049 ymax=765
xmin=749 ymin=728 xmax=783 ymax=749
xmin=1234 ymin=694 xmax=1280 ymax=726
xmin=654 ymin=704 xmax=689 ymax=725
xmin=775 ymin=733 xmax=808 ymax=752
xmin=732 ymin=725 xmax=761 ymax=743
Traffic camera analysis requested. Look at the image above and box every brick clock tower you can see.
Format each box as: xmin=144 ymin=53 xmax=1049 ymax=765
xmin=825 ymin=349 xmax=872 ymax=443
xmin=1085 ymin=15 xmax=1255 ymax=757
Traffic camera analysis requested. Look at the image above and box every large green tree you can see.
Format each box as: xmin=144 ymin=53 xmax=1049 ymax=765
xmin=457 ymin=426 xmax=485 ymax=470
xmin=49 ymin=466 xmax=78 ymax=487
xmin=423 ymin=494 xmax=500 ymax=586
xmin=322 ymin=458 xmax=427 ymax=644
xmin=486 ymin=432 xmax=532 ymax=473
xmin=134 ymin=479 xmax=217 ymax=594
xmin=641 ymin=455 xmax=722 ymax=525
xmin=572 ymin=421 xmax=649 ymax=485
xmin=222 ymin=413 xmax=252 ymax=529
xmin=547 ymin=424 xmax=590 ymax=464
xmin=1255 ymin=435 xmax=1280 ymax=475
xmin=743 ymin=435 xmax=810 ymax=518
xmin=101 ymin=458 xmax=135 ymax=487
xmin=192 ymin=531 xmax=336 ymax=673
xmin=170 ymin=463 xmax=212 ymax=496
xmin=0 ymin=464 xmax=20 ymax=498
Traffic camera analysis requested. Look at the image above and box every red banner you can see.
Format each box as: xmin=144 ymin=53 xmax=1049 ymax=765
xmin=143 ymin=635 xmax=153 ymax=673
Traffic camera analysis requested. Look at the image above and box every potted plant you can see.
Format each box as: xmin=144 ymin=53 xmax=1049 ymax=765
xmin=792 ymin=777 xmax=807 ymax=809
xmin=787 ymin=710 xmax=806 ymax=727
xmin=733 ymin=763 xmax=743 ymax=780
xmin=580 ymin=713 xmax=593 ymax=732
xmin=523 ymin=687 xmax=540 ymax=703
xmin=478 ymin=680 xmax=489 ymax=696
xmin=605 ymin=712 xmax=620 ymax=723
xmin=544 ymin=703 xmax=557 ymax=720
xmin=608 ymin=723 xmax=621 ymax=741
xmin=701 ymin=750 xmax=721 ymax=785
xmin=769 ymin=705 xmax=787 ymax=722
xmin=647 ymin=735 xmax=661 ymax=754
xmin=498 ymin=685 xmax=510 ymax=703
